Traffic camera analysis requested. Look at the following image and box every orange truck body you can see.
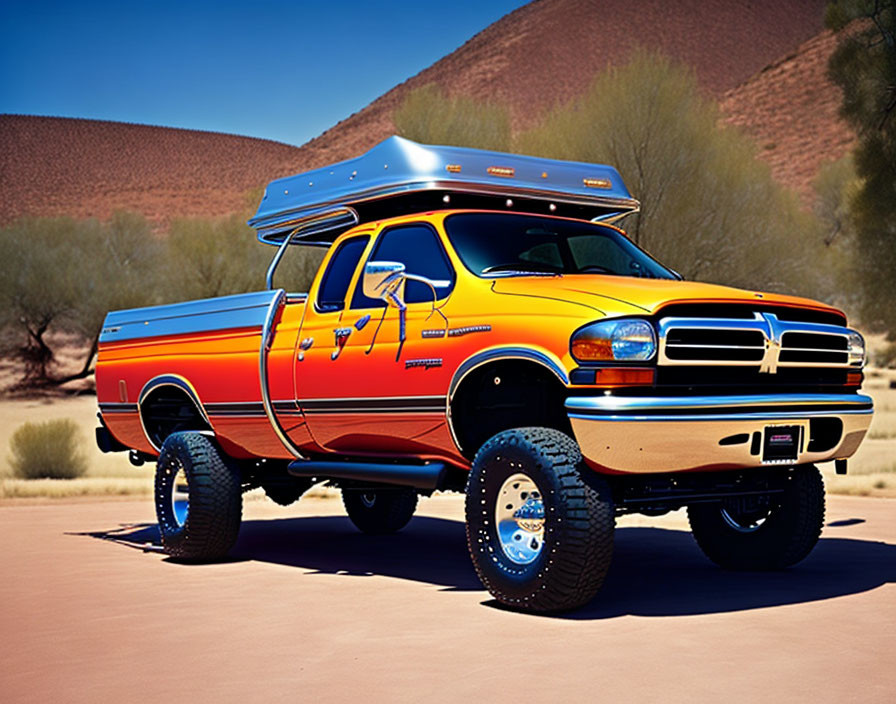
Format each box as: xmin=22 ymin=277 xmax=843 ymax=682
xmin=93 ymin=137 xmax=877 ymax=611
xmin=96 ymin=206 xmax=872 ymax=475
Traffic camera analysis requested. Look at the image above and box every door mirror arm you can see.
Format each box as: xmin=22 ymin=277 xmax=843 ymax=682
xmin=363 ymin=261 xmax=451 ymax=344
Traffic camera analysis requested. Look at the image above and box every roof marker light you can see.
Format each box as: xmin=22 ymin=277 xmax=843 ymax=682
xmin=487 ymin=166 xmax=515 ymax=177
xmin=583 ymin=177 xmax=612 ymax=189
xmin=446 ymin=164 xmax=462 ymax=173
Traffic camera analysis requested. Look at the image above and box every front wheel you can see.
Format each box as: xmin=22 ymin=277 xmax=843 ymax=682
xmin=155 ymin=432 xmax=242 ymax=561
xmin=687 ymin=464 xmax=825 ymax=570
xmin=465 ymin=427 xmax=615 ymax=613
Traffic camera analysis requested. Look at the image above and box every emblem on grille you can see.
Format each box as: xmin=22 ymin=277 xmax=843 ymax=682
xmin=757 ymin=312 xmax=783 ymax=374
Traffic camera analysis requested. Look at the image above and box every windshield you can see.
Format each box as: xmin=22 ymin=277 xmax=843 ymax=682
xmin=443 ymin=212 xmax=675 ymax=279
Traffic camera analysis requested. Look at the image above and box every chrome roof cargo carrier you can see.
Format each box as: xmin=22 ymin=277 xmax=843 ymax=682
xmin=248 ymin=136 xmax=640 ymax=246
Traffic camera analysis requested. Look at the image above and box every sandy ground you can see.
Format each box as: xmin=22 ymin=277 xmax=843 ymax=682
xmin=0 ymin=493 xmax=894 ymax=703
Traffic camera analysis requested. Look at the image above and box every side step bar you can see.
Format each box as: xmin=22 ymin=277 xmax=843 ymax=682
xmin=287 ymin=460 xmax=448 ymax=490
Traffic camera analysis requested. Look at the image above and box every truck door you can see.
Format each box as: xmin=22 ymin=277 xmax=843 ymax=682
xmin=296 ymin=222 xmax=458 ymax=457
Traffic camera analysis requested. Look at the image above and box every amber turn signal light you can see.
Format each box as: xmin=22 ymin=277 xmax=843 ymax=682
xmin=571 ymin=367 xmax=655 ymax=387
xmin=845 ymin=371 xmax=863 ymax=387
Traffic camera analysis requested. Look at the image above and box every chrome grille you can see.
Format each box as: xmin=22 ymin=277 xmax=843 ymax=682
xmin=658 ymin=313 xmax=860 ymax=372
xmin=664 ymin=329 xmax=765 ymax=362
xmin=779 ymin=331 xmax=849 ymax=365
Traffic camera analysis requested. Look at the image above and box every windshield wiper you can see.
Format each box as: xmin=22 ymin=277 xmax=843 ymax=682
xmin=481 ymin=262 xmax=563 ymax=276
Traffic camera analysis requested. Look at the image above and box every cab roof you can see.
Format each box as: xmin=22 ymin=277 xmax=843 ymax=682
xmin=248 ymin=136 xmax=640 ymax=246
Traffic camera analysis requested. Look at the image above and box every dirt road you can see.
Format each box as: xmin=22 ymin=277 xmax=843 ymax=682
xmin=1 ymin=494 xmax=894 ymax=703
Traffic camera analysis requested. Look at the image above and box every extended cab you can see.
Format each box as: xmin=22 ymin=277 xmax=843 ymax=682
xmin=96 ymin=137 xmax=873 ymax=612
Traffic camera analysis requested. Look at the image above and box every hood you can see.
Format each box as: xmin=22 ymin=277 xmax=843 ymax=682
xmin=489 ymin=275 xmax=842 ymax=319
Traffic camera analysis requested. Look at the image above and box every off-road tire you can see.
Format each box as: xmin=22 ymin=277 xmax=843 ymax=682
xmin=687 ymin=464 xmax=825 ymax=570
xmin=465 ymin=427 xmax=615 ymax=613
xmin=155 ymin=432 xmax=242 ymax=561
xmin=342 ymin=487 xmax=418 ymax=534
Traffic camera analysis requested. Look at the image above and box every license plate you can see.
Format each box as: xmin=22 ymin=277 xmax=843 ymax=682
xmin=762 ymin=425 xmax=801 ymax=463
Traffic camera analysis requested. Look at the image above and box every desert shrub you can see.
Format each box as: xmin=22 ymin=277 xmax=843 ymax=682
xmin=811 ymin=155 xmax=864 ymax=314
xmin=0 ymin=212 xmax=161 ymax=384
xmin=516 ymin=51 xmax=824 ymax=296
xmin=826 ymin=1 xmax=896 ymax=338
xmin=394 ymin=83 xmax=512 ymax=151
xmin=8 ymin=419 xmax=88 ymax=480
xmin=159 ymin=215 xmax=323 ymax=302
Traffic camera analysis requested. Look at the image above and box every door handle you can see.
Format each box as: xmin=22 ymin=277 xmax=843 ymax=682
xmin=331 ymin=327 xmax=352 ymax=360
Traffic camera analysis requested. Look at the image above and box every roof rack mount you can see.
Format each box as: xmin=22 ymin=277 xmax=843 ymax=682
xmin=248 ymin=136 xmax=640 ymax=246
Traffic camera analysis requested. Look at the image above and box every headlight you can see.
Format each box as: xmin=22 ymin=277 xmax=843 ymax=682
xmin=847 ymin=331 xmax=865 ymax=367
xmin=571 ymin=319 xmax=656 ymax=362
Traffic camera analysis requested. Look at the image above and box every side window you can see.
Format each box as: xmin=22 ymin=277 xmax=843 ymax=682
xmin=351 ymin=224 xmax=455 ymax=308
xmin=315 ymin=236 xmax=369 ymax=312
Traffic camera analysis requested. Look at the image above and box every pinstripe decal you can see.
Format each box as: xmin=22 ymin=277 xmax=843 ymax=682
xmin=99 ymin=402 xmax=139 ymax=414
xmin=201 ymin=396 xmax=448 ymax=417
xmin=299 ymin=396 xmax=446 ymax=414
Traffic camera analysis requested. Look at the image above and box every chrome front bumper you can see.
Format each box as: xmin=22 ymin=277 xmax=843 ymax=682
xmin=566 ymin=394 xmax=874 ymax=474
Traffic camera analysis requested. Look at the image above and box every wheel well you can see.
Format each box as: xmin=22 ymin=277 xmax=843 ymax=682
xmin=139 ymin=385 xmax=211 ymax=450
xmin=450 ymin=360 xmax=571 ymax=460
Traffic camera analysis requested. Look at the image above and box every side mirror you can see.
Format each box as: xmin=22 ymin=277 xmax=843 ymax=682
xmin=363 ymin=261 xmax=407 ymax=308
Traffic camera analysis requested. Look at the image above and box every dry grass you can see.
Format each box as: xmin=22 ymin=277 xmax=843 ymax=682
xmin=0 ymin=392 xmax=154 ymax=501
xmin=0 ymin=476 xmax=152 ymax=499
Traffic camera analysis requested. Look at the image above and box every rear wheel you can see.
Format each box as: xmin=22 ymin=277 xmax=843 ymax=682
xmin=342 ymin=487 xmax=418 ymax=534
xmin=687 ymin=464 xmax=825 ymax=570
xmin=155 ymin=432 xmax=242 ymax=561
xmin=465 ymin=427 xmax=615 ymax=613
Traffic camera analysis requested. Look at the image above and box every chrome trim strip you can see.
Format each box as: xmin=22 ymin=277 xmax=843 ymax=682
xmin=259 ymin=289 xmax=306 ymax=460
xmin=254 ymin=181 xmax=639 ymax=234
xmin=657 ymin=313 xmax=861 ymax=372
xmin=568 ymin=409 xmax=873 ymax=422
xmin=100 ymin=290 xmax=282 ymax=344
xmin=565 ymin=393 xmax=873 ymax=414
xmin=299 ymin=395 xmax=446 ymax=403
xmin=302 ymin=408 xmax=445 ymax=415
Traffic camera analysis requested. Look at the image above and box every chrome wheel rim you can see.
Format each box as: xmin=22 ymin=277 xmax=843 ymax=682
xmin=720 ymin=507 xmax=767 ymax=533
xmin=495 ymin=473 xmax=545 ymax=565
xmin=171 ymin=463 xmax=189 ymax=527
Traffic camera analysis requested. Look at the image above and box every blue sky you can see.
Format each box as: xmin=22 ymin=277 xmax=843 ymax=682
xmin=0 ymin=0 xmax=528 ymax=146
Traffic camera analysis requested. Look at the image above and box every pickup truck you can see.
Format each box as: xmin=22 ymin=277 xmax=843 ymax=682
xmin=95 ymin=136 xmax=874 ymax=613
